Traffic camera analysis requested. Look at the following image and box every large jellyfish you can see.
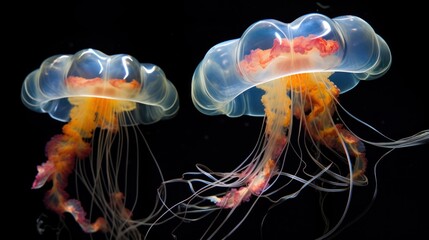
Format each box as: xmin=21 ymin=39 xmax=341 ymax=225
xmin=21 ymin=49 xmax=179 ymax=239
xmin=160 ymin=13 xmax=429 ymax=239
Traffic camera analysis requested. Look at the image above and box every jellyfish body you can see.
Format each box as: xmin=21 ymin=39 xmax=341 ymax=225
xmin=164 ymin=13 xmax=429 ymax=239
xmin=22 ymin=49 xmax=179 ymax=239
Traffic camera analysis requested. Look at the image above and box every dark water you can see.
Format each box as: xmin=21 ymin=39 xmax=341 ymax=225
xmin=6 ymin=0 xmax=427 ymax=239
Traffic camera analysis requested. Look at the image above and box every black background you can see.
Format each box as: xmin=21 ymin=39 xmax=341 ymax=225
xmin=5 ymin=0 xmax=428 ymax=239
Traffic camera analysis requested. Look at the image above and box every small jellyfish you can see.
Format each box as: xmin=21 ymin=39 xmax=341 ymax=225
xmin=161 ymin=13 xmax=429 ymax=239
xmin=21 ymin=49 xmax=179 ymax=239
